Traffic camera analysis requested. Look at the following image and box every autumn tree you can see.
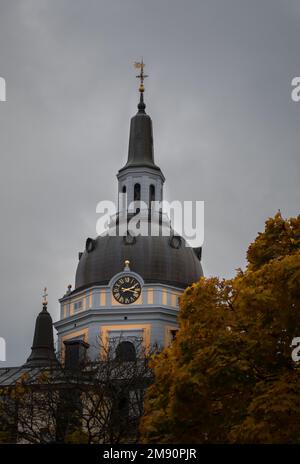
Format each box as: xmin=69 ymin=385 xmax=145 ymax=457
xmin=141 ymin=213 xmax=300 ymax=443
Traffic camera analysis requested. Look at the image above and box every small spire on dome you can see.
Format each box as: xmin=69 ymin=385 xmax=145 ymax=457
xmin=134 ymin=59 xmax=148 ymax=113
xmin=24 ymin=287 xmax=58 ymax=367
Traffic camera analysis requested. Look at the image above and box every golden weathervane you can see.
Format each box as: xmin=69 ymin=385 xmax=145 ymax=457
xmin=134 ymin=59 xmax=148 ymax=93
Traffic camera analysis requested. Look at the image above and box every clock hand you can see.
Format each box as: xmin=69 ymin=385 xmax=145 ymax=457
xmin=121 ymin=283 xmax=139 ymax=292
xmin=121 ymin=287 xmax=139 ymax=294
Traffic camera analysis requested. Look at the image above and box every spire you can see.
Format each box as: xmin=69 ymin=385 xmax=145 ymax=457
xmin=118 ymin=60 xmax=161 ymax=172
xmin=24 ymin=288 xmax=58 ymax=368
xmin=138 ymin=92 xmax=146 ymax=113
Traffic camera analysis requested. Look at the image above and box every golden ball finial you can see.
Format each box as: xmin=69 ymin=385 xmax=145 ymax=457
xmin=124 ymin=259 xmax=130 ymax=270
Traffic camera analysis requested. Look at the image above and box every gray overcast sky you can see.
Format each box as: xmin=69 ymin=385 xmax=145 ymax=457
xmin=0 ymin=0 xmax=299 ymax=366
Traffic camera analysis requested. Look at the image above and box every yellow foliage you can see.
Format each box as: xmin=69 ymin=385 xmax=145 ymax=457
xmin=140 ymin=213 xmax=300 ymax=443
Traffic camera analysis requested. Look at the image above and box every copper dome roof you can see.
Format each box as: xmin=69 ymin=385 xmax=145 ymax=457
xmin=75 ymin=234 xmax=203 ymax=292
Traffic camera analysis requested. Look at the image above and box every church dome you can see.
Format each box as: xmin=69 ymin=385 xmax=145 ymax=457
xmin=74 ymin=234 xmax=203 ymax=292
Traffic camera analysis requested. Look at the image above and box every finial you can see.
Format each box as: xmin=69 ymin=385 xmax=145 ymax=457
xmin=134 ymin=59 xmax=148 ymax=92
xmin=42 ymin=287 xmax=48 ymax=309
xmin=124 ymin=259 xmax=130 ymax=271
xmin=134 ymin=59 xmax=148 ymax=112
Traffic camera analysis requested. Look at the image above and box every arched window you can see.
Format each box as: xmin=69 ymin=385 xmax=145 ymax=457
xmin=149 ymin=184 xmax=155 ymax=206
xmin=119 ymin=185 xmax=127 ymax=215
xmin=115 ymin=341 xmax=136 ymax=362
xmin=134 ymin=183 xmax=141 ymax=201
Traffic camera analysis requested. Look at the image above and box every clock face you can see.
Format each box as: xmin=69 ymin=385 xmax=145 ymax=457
xmin=112 ymin=275 xmax=142 ymax=304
